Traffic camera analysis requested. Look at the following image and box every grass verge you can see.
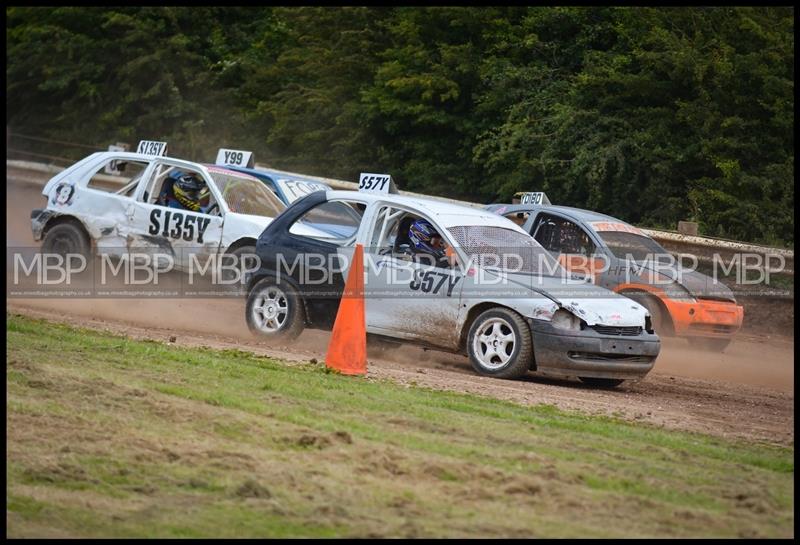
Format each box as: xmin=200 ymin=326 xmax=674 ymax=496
xmin=6 ymin=313 xmax=794 ymax=537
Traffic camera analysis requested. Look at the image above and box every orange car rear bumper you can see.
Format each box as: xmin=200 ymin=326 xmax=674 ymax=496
xmin=664 ymin=298 xmax=744 ymax=338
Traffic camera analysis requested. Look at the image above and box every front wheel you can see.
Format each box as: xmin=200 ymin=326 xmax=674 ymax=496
xmin=467 ymin=308 xmax=533 ymax=379
xmin=246 ymin=277 xmax=305 ymax=342
xmin=687 ymin=337 xmax=732 ymax=352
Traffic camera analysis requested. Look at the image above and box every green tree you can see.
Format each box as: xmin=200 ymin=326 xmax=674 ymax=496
xmin=472 ymin=7 xmax=794 ymax=244
xmin=6 ymin=6 xmax=794 ymax=245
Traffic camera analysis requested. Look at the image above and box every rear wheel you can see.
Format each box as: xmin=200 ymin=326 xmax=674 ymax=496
xmin=42 ymin=222 xmax=91 ymax=260
xmin=578 ymin=377 xmax=625 ymax=388
xmin=687 ymin=337 xmax=732 ymax=352
xmin=246 ymin=277 xmax=305 ymax=341
xmin=467 ymin=307 xmax=533 ymax=379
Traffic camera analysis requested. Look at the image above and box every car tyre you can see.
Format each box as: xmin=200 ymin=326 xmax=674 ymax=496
xmin=467 ymin=307 xmax=532 ymax=379
xmin=42 ymin=222 xmax=91 ymax=260
xmin=578 ymin=377 xmax=625 ymax=388
xmin=246 ymin=276 xmax=305 ymax=342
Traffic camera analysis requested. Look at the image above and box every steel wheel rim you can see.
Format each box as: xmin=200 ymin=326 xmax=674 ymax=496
xmin=472 ymin=317 xmax=516 ymax=370
xmin=252 ymin=285 xmax=289 ymax=333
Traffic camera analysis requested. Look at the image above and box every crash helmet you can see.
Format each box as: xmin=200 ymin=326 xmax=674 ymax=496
xmin=173 ymin=173 xmax=209 ymax=212
xmin=408 ymin=218 xmax=445 ymax=258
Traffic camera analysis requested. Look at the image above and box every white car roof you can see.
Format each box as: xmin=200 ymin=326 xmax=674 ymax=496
xmin=43 ymin=151 xmax=262 ymax=193
xmin=106 ymin=152 xmax=262 ymax=181
xmin=325 ymin=190 xmax=527 ymax=232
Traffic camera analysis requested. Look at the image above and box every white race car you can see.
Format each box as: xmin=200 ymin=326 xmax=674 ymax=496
xmin=30 ymin=141 xmax=322 ymax=270
xmin=245 ymin=186 xmax=661 ymax=386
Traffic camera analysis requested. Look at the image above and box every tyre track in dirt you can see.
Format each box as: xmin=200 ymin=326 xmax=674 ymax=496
xmin=7 ymin=300 xmax=793 ymax=447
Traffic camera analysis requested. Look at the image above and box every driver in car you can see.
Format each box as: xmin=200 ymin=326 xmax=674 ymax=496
xmin=408 ymin=218 xmax=456 ymax=268
xmin=157 ymin=171 xmax=212 ymax=213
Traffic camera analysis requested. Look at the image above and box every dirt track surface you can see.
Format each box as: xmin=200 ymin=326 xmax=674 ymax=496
xmin=7 ymin=299 xmax=794 ymax=447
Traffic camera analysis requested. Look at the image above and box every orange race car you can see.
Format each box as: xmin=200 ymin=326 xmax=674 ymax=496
xmin=487 ymin=196 xmax=743 ymax=351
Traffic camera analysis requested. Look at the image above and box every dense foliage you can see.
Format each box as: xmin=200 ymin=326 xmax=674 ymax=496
xmin=6 ymin=7 xmax=794 ymax=245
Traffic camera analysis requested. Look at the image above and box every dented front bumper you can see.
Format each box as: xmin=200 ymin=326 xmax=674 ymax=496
xmin=529 ymin=319 xmax=660 ymax=380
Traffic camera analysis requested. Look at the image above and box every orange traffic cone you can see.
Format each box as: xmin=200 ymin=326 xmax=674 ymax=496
xmin=325 ymin=243 xmax=367 ymax=375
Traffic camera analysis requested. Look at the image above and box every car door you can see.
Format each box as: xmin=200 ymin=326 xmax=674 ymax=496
xmin=280 ymin=197 xmax=365 ymax=329
xmin=128 ymin=160 xmax=224 ymax=270
xmin=530 ymin=212 xmax=605 ymax=284
xmin=363 ymin=204 xmax=463 ymax=348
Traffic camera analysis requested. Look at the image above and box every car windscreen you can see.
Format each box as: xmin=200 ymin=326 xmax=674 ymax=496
xmin=447 ymin=225 xmax=563 ymax=274
xmin=276 ymin=178 xmax=330 ymax=204
xmin=596 ymin=231 xmax=669 ymax=261
xmin=210 ymin=171 xmax=286 ymax=217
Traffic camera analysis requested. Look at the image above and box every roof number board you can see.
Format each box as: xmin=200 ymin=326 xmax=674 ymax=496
xmin=215 ymin=148 xmax=255 ymax=168
xmin=359 ymin=172 xmax=397 ymax=194
xmin=519 ymin=192 xmax=550 ymax=205
xmin=136 ymin=140 xmax=167 ymax=157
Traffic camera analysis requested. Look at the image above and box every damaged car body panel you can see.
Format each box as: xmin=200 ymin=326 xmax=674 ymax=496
xmin=247 ymin=190 xmax=660 ymax=383
xmin=30 ymin=150 xmax=329 ymax=271
xmin=30 ymin=209 xmax=60 ymax=241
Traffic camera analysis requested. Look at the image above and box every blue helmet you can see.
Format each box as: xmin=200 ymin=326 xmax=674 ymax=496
xmin=408 ymin=218 xmax=444 ymax=258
